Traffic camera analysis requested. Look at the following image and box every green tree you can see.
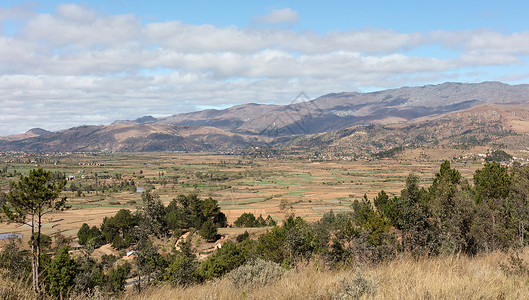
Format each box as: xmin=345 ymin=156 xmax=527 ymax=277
xmin=395 ymin=173 xmax=437 ymax=256
xmin=1 ymin=168 xmax=67 ymax=295
xmin=234 ymin=212 xmax=257 ymax=227
xmin=429 ymin=161 xmax=475 ymax=254
xmin=199 ymin=219 xmax=218 ymax=241
xmin=28 ymin=232 xmax=52 ymax=251
xmin=474 ymin=161 xmax=512 ymax=206
xmin=473 ymin=162 xmax=513 ymax=251
xmin=283 ymin=216 xmax=315 ymax=263
xmin=373 ymin=190 xmax=389 ymax=212
xmin=0 ymin=238 xmax=31 ymax=281
xmin=101 ymin=209 xmax=138 ymax=248
xmin=163 ymin=255 xmax=200 ymax=286
xmin=197 ymin=240 xmax=250 ymax=280
xmin=106 ymin=262 xmax=131 ymax=295
xmin=510 ymin=163 xmax=529 ymax=246
xmin=134 ymin=220 xmax=166 ymax=293
xmin=72 ymin=256 xmax=105 ymax=297
xmin=165 ymin=194 xmax=227 ymax=231
xmin=47 ymin=246 xmax=77 ymax=299
xmin=141 ymin=190 xmax=167 ymax=237
xmin=77 ymin=223 xmax=91 ymax=245
xmin=256 ymin=226 xmax=289 ymax=266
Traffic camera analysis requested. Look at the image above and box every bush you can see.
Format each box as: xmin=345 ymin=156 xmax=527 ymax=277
xmin=326 ymin=271 xmax=378 ymax=300
xmin=0 ymin=239 xmax=30 ymax=280
xmin=197 ymin=240 xmax=248 ymax=280
xmin=227 ymin=258 xmax=285 ymax=289
xmin=163 ymin=255 xmax=200 ymax=286
xmin=105 ymin=262 xmax=131 ymax=295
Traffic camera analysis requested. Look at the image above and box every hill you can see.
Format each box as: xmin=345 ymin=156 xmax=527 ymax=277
xmin=291 ymin=104 xmax=529 ymax=156
xmin=0 ymin=124 xmax=264 ymax=152
xmin=1 ymin=81 xmax=529 ymax=153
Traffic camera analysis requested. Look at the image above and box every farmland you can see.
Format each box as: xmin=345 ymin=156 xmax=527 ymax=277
xmin=0 ymin=147 xmax=498 ymax=245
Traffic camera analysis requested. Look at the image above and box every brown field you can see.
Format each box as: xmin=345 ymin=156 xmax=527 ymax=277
xmin=0 ymin=146 xmax=524 ymax=249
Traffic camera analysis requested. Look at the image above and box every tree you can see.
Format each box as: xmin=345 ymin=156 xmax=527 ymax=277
xmin=165 ymin=194 xmax=227 ymax=231
xmin=473 ymin=162 xmax=513 ymax=250
xmin=0 ymin=238 xmax=31 ymax=281
xmin=199 ymin=219 xmax=217 ymax=241
xmin=141 ymin=190 xmax=168 ymax=237
xmin=77 ymin=223 xmax=91 ymax=245
xmin=1 ymin=168 xmax=67 ymax=295
xmin=197 ymin=240 xmax=250 ymax=280
xmin=234 ymin=212 xmax=257 ymax=227
xmin=28 ymin=232 xmax=52 ymax=251
xmin=474 ymin=162 xmax=511 ymax=206
xmin=428 ymin=161 xmax=475 ymax=254
xmin=163 ymin=255 xmax=200 ymax=287
xmin=510 ymin=163 xmax=529 ymax=247
xmin=106 ymin=262 xmax=131 ymax=295
xmin=47 ymin=246 xmax=77 ymax=299
xmin=101 ymin=209 xmax=138 ymax=249
xmin=72 ymin=256 xmax=105 ymax=297
xmin=133 ymin=220 xmax=166 ymax=293
xmin=395 ymin=173 xmax=437 ymax=256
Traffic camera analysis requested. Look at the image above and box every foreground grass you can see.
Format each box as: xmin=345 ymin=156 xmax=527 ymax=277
xmin=128 ymin=250 xmax=529 ymax=300
xmin=0 ymin=269 xmax=33 ymax=300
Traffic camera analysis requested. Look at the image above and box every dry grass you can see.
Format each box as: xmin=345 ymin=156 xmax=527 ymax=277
xmin=0 ymin=269 xmax=34 ymax=300
xmin=127 ymin=250 xmax=529 ymax=300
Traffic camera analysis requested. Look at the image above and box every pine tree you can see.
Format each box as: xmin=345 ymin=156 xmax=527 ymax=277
xmin=1 ymin=168 xmax=67 ymax=295
xmin=47 ymin=246 xmax=77 ymax=298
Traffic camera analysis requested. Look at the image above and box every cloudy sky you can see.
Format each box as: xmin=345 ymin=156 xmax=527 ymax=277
xmin=1 ymin=0 xmax=528 ymax=136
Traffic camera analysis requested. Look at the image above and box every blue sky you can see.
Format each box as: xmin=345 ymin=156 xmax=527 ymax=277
xmin=1 ymin=1 xmax=528 ymax=135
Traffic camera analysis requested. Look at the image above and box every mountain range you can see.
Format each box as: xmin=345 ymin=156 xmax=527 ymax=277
xmin=2 ymin=81 xmax=529 ymax=154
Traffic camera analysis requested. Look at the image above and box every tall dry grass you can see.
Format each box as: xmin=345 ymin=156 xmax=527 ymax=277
xmin=127 ymin=249 xmax=529 ymax=300
xmin=0 ymin=269 xmax=34 ymax=300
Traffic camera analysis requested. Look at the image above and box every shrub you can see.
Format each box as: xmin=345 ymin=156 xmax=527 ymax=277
xmin=197 ymin=240 xmax=248 ymax=280
xmin=163 ymin=255 xmax=200 ymax=286
xmin=227 ymin=258 xmax=285 ymax=289
xmin=326 ymin=271 xmax=378 ymax=300
xmin=500 ymin=252 xmax=529 ymax=277
xmin=236 ymin=231 xmax=250 ymax=242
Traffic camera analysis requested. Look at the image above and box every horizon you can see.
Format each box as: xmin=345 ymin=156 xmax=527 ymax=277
xmin=1 ymin=1 xmax=529 ymax=135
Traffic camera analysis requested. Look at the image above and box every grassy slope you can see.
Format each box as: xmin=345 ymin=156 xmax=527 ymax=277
xmin=126 ymin=249 xmax=529 ymax=300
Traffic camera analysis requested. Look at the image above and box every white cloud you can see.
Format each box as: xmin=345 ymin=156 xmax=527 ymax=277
xmin=254 ymin=8 xmax=300 ymax=24
xmin=0 ymin=4 xmax=527 ymax=136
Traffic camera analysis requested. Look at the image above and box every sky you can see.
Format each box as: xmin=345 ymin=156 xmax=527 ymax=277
xmin=1 ymin=0 xmax=529 ymax=136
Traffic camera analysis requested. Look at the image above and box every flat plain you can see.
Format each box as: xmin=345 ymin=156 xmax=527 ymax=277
xmin=2 ymin=146 xmax=516 ymax=247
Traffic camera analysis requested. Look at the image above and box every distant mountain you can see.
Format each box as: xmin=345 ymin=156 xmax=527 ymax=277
xmin=0 ymin=128 xmax=51 ymax=142
xmin=160 ymin=81 xmax=529 ymax=135
xmin=113 ymin=115 xmax=159 ymax=125
xmin=0 ymin=123 xmax=264 ymax=152
xmin=1 ymin=82 xmax=528 ymax=153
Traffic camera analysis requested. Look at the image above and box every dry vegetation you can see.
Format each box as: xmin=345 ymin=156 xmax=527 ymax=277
xmin=126 ymin=249 xmax=529 ymax=300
